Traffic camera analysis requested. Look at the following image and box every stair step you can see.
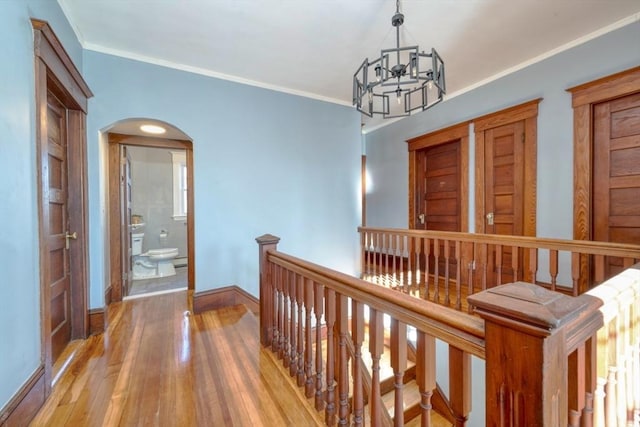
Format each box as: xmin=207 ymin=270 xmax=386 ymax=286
xmin=382 ymin=380 xmax=452 ymax=427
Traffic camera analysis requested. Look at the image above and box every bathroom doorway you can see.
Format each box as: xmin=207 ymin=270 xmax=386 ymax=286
xmin=126 ymin=145 xmax=189 ymax=298
xmin=107 ymin=127 xmax=194 ymax=303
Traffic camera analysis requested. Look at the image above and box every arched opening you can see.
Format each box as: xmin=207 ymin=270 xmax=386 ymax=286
xmin=102 ymin=118 xmax=195 ymax=305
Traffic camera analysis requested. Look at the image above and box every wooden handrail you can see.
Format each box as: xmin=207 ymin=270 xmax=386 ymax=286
xmin=267 ymin=249 xmax=485 ymax=358
xmin=359 ymin=226 xmax=640 ymax=258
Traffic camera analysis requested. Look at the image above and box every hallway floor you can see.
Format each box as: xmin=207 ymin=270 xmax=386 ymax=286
xmin=31 ymin=291 xmax=323 ymax=426
xmin=127 ymin=266 xmax=187 ymax=297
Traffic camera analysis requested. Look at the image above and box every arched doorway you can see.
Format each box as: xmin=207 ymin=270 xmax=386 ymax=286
xmin=104 ymin=118 xmax=195 ymax=304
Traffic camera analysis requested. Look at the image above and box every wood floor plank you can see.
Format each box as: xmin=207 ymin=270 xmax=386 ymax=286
xmin=31 ymin=291 xmax=322 ymax=426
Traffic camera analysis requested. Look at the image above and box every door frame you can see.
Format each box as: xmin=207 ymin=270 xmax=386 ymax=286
xmin=32 ymin=19 xmax=93 ymax=393
xmin=568 ymin=66 xmax=640 ymax=241
xmin=474 ymin=99 xmax=540 ymax=236
xmin=107 ymin=133 xmax=195 ymax=303
xmin=407 ymin=121 xmax=470 ymax=231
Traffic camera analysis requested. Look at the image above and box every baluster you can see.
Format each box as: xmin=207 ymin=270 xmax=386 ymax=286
xmin=594 ymin=377 xmax=607 ymax=427
xmin=467 ymin=242 xmax=475 ymax=314
xmin=549 ymin=249 xmax=558 ymax=291
xmin=528 ymin=247 xmax=538 ymax=284
xmin=631 ymin=332 xmax=640 ymax=426
xmin=616 ymin=306 xmax=628 ymax=426
xmin=568 ymin=344 xmax=586 ymax=427
xmin=479 ymin=243 xmax=488 ymax=291
xmin=455 ymin=241 xmax=462 ymax=311
xmin=409 ymin=235 xmax=414 ymax=286
xmin=606 ymin=367 xmax=618 ymax=427
xmin=384 ymin=233 xmax=390 ymax=286
xmin=391 ymin=318 xmax=407 ymax=426
xmin=282 ymin=270 xmax=291 ymax=365
xmin=369 ymin=308 xmax=384 ymax=426
xmin=399 ymin=234 xmax=406 ymax=290
xmin=414 ymin=236 xmax=422 ymax=292
xmin=594 ymin=324 xmax=609 ymax=426
xmin=296 ymin=274 xmax=305 ymax=386
xmin=314 ymin=282 xmax=325 ymax=411
xmin=433 ymin=238 xmax=440 ymax=303
xmin=305 ymin=278 xmax=314 ymax=398
xmin=273 ymin=265 xmax=281 ymax=354
xmin=324 ymin=288 xmax=337 ymax=425
xmin=360 ymin=230 xmax=366 ymax=279
xmin=495 ymin=244 xmax=503 ymax=286
xmin=444 ymin=239 xmax=451 ymax=306
xmin=449 ymin=346 xmax=471 ymax=426
xmin=416 ymin=331 xmax=436 ymax=426
xmin=337 ymin=293 xmax=350 ymax=425
xmin=594 ymin=254 xmax=605 ymax=284
xmin=582 ymin=392 xmax=594 ymax=427
xmin=572 ymin=252 xmax=580 ymax=296
xmin=289 ymin=271 xmax=297 ymax=377
xmin=583 ymin=335 xmax=597 ymax=427
xmin=374 ymin=232 xmax=380 ymax=283
xmin=391 ymin=234 xmax=397 ymax=286
xmin=511 ymin=246 xmax=519 ymax=282
xmin=352 ymin=300 xmax=364 ymax=426
xmin=424 ymin=238 xmax=431 ymax=300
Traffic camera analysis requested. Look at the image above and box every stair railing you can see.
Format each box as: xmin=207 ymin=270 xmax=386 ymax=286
xmin=359 ymin=227 xmax=640 ymax=310
xmin=257 ymin=234 xmax=482 ymax=426
xmin=257 ymin=234 xmax=640 ymax=426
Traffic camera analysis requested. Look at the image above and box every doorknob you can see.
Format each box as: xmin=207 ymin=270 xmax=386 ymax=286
xmin=486 ymin=212 xmax=494 ymax=226
xmin=65 ymin=231 xmax=77 ymax=250
xmin=418 ymin=213 xmax=425 ymax=225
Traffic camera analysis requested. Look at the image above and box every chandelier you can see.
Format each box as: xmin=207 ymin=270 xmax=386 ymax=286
xmin=353 ymin=0 xmax=445 ymax=118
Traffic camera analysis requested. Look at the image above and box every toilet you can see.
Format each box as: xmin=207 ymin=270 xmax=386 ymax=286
xmin=131 ymin=232 xmax=179 ymax=280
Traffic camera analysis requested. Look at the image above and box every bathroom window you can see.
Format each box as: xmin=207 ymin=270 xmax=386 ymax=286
xmin=170 ymin=151 xmax=187 ymax=220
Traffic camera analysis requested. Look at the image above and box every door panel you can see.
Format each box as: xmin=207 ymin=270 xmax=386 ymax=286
xmin=46 ymin=92 xmax=72 ymax=362
xmin=484 ymin=120 xmax=525 ymax=284
xmin=594 ymin=92 xmax=640 ymax=278
xmin=416 ymin=140 xmax=461 ymax=232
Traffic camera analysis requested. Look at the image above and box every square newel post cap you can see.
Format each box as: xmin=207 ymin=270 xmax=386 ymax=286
xmin=468 ymin=282 xmax=602 ymax=335
xmin=256 ymin=234 xmax=280 ymax=246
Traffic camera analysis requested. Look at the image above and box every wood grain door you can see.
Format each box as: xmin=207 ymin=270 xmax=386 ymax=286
xmin=415 ymin=140 xmax=461 ymax=283
xmin=593 ymin=92 xmax=640 ymax=278
xmin=484 ymin=120 xmax=525 ymax=283
xmin=415 ymin=140 xmax=461 ymax=231
xmin=46 ymin=91 xmax=72 ymax=362
xmin=121 ymin=146 xmax=132 ymax=297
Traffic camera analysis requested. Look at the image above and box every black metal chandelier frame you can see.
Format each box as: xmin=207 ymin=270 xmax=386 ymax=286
xmin=353 ymin=0 xmax=446 ymax=118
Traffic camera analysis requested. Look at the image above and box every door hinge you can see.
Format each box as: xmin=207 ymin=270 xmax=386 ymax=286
xmin=521 ymin=133 xmax=525 ymax=143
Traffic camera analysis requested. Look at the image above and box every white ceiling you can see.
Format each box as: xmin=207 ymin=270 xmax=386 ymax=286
xmin=58 ymin=0 xmax=640 ymax=131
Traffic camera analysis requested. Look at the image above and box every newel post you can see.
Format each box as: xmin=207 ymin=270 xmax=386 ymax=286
xmin=468 ymin=282 xmax=602 ymax=426
xmin=256 ymin=234 xmax=280 ymax=346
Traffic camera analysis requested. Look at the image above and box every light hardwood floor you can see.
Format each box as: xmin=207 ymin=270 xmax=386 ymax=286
xmin=31 ymin=291 xmax=323 ymax=426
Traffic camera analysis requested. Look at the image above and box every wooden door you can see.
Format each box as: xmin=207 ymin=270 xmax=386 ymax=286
xmin=484 ymin=120 xmax=525 ymax=283
xmin=46 ymin=91 xmax=73 ymax=362
xmin=415 ymin=140 xmax=461 ymax=293
xmin=415 ymin=140 xmax=461 ymax=231
xmin=121 ymin=146 xmax=133 ymax=297
xmin=593 ymin=92 xmax=640 ymax=278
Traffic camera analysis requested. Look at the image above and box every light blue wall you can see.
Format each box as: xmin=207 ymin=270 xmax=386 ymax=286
xmin=0 ymin=0 xmax=83 ymax=412
xmin=366 ymin=20 xmax=640 ymax=241
xmin=83 ymin=51 xmax=362 ymax=308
